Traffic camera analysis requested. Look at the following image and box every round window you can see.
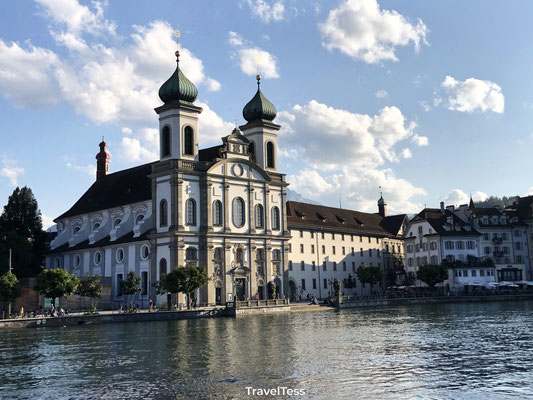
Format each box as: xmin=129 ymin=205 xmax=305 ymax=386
xmin=94 ymin=251 xmax=102 ymax=265
xmin=116 ymin=248 xmax=124 ymax=263
xmin=54 ymin=257 xmax=61 ymax=268
xmin=74 ymin=254 xmax=81 ymax=268
xmin=141 ymin=245 xmax=150 ymax=260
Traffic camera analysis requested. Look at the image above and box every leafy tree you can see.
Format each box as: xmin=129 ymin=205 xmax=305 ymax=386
xmin=333 ymin=279 xmax=341 ymax=297
xmin=0 ymin=271 xmax=22 ymax=316
xmin=416 ymin=264 xmax=449 ymax=290
xmin=0 ymin=187 xmax=45 ymax=277
xmin=343 ymin=274 xmax=356 ymax=289
xmin=35 ymin=269 xmax=79 ymax=307
xmin=176 ymin=266 xmax=209 ymax=309
xmin=401 ymin=271 xmax=417 ymax=287
xmin=384 ymin=268 xmax=397 ymax=287
xmin=120 ymin=271 xmax=141 ymax=308
xmin=473 ymin=195 xmax=519 ymax=208
xmin=357 ymin=264 xmax=383 ymax=294
xmin=76 ymin=275 xmax=103 ymax=311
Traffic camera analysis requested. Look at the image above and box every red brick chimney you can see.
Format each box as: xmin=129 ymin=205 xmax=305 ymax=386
xmin=96 ymin=138 xmax=110 ymax=181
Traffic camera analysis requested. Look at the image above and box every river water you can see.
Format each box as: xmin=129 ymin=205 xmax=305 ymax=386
xmin=1 ymin=301 xmax=533 ymax=399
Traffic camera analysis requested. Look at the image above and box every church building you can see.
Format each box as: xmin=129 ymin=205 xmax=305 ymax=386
xmin=46 ymin=49 xmax=290 ymax=306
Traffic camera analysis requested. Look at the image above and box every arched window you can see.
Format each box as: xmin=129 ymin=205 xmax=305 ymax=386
xmin=113 ymin=218 xmax=122 ymax=228
xmin=93 ymin=222 xmax=100 ymax=232
xmin=162 ymin=126 xmax=171 ymax=157
xmin=214 ymin=247 xmax=223 ymax=260
xmin=186 ymin=247 xmax=198 ymax=260
xmin=184 ymin=126 xmax=194 ymax=155
xmin=256 ymin=248 xmax=265 ymax=261
xmin=236 ymin=247 xmax=244 ymax=263
xmin=73 ymin=226 xmax=80 ymax=234
xmin=272 ymin=249 xmax=281 ymax=261
xmin=271 ymin=206 xmax=280 ymax=230
xmin=213 ymin=200 xmax=222 ymax=226
xmin=248 ymin=142 xmax=255 ymax=161
xmin=116 ymin=248 xmax=124 ymax=263
xmin=94 ymin=251 xmax=102 ymax=265
xmin=160 ymin=199 xmax=168 ymax=227
xmin=159 ymin=258 xmax=167 ymax=275
xmin=232 ymin=197 xmax=245 ymax=227
xmin=136 ymin=214 xmax=144 ymax=224
xmin=186 ymin=199 xmax=196 ymax=226
xmin=266 ymin=141 xmax=275 ymax=168
xmin=255 ymin=204 xmax=264 ymax=228
xmin=140 ymin=245 xmax=150 ymax=260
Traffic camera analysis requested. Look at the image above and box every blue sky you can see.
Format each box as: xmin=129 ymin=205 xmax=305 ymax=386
xmin=1 ymin=0 xmax=532 ymax=229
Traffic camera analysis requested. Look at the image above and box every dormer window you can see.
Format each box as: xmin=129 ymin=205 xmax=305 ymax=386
xmin=73 ymin=226 xmax=80 ymax=234
xmin=136 ymin=214 xmax=144 ymax=224
xmin=114 ymin=219 xmax=122 ymax=228
xmin=93 ymin=222 xmax=100 ymax=231
xmin=316 ymin=213 xmax=326 ymax=222
xmin=336 ymin=216 xmax=346 ymax=224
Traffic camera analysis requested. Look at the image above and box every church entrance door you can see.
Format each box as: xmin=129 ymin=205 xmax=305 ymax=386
xmin=235 ymin=278 xmax=246 ymax=301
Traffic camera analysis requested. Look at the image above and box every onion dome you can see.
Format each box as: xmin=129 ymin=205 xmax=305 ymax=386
xmin=378 ymin=194 xmax=387 ymax=206
xmin=242 ymin=75 xmax=277 ymax=123
xmin=158 ymin=51 xmax=198 ymax=104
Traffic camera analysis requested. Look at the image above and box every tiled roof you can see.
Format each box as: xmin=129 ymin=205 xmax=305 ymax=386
xmin=286 ymin=201 xmax=404 ymax=238
xmin=55 ymin=162 xmax=155 ymax=220
xmin=412 ymin=208 xmax=481 ymax=236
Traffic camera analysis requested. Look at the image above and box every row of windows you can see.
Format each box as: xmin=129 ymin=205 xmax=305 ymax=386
xmin=72 ymin=214 xmax=146 ymax=236
xmin=483 ymin=233 xmax=509 ymax=241
xmin=294 ymin=278 xmax=344 ymax=291
xmin=292 ymin=229 xmax=382 ymax=244
xmin=161 ymin=125 xmax=194 ymax=157
xmin=55 ymin=245 xmax=150 ymax=269
xmin=293 ymin=244 xmax=381 ymax=257
xmin=160 ymin=198 xmax=281 ymax=230
xmin=483 ymin=246 xmax=510 ymax=254
xmin=407 ymin=256 xmax=439 ymax=267
xmin=454 ymin=269 xmax=494 ymax=278
xmin=444 ymin=241 xmax=476 ymax=250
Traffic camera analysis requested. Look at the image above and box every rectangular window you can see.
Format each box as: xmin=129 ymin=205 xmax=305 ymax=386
xmin=351 ymin=247 xmax=355 ymax=256
xmin=516 ymin=242 xmax=522 ymax=250
xmin=376 ymin=238 xmax=379 ymax=244
xmin=301 ymin=279 xmax=306 ymax=291
xmin=301 ymin=261 xmax=305 ymax=271
xmin=332 ymin=246 xmax=336 ymax=255
xmin=300 ymin=230 xmax=303 ymax=238
xmin=323 ymin=261 xmax=327 ymax=271
xmin=445 ymin=241 xmax=454 ymax=250
xmin=312 ymin=279 xmax=317 ymax=289
xmin=141 ymin=271 xmax=148 ymax=295
xmin=343 ymin=261 xmax=347 ymax=271
xmin=360 ymin=248 xmax=363 ymax=256
xmin=369 ymin=249 xmax=372 ymax=257
xmin=311 ymin=244 xmax=315 ymax=254
xmin=483 ymin=233 xmax=489 ymax=240
xmin=116 ymin=274 xmax=123 ymax=297
xmin=333 ymin=262 xmax=337 ymax=271
xmin=324 ymin=279 xmax=328 ymax=289
xmin=321 ymin=232 xmax=325 ymax=239
xmin=503 ymin=246 xmax=509 ymax=254
xmin=418 ymin=226 xmax=423 ymax=236
xmin=311 ymin=231 xmax=314 ymax=239
xmin=288 ymin=244 xmax=291 ymax=253
xmin=456 ymin=241 xmax=464 ymax=250
xmin=360 ymin=236 xmax=363 ymax=242
xmin=466 ymin=241 xmax=474 ymax=250
xmin=368 ymin=237 xmax=371 ymax=243
xmin=352 ymin=261 xmax=356 ymax=271
xmin=377 ymin=249 xmax=381 ymax=257
xmin=342 ymin=246 xmax=346 ymax=255
xmin=517 ymin=255 xmax=523 ymax=263
xmin=322 ymin=245 xmax=326 ymax=254
xmin=300 ymin=244 xmax=304 ymax=253
xmin=312 ymin=261 xmax=316 ymax=271
xmin=288 ymin=261 xmax=293 ymax=271
xmin=479 ymin=269 xmax=485 ymax=277
xmin=341 ymin=234 xmax=345 ymax=241
xmin=502 ymin=233 xmax=507 ymax=240
xmin=471 ymin=269 xmax=477 ymax=277
xmin=332 ymin=233 xmax=335 ymax=240
xmin=351 ymin=235 xmax=354 ymax=241
xmin=484 ymin=247 xmax=490 ymax=255
xmin=463 ymin=269 xmax=468 ymax=277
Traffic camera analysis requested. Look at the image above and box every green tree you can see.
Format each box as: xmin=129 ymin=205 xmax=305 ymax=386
xmin=176 ymin=266 xmax=209 ymax=309
xmin=120 ymin=271 xmax=141 ymax=308
xmin=357 ymin=264 xmax=383 ymax=294
xmin=35 ymin=269 xmax=79 ymax=307
xmin=384 ymin=268 xmax=397 ymax=287
xmin=416 ymin=264 xmax=449 ymax=290
xmin=0 ymin=271 xmax=22 ymax=316
xmin=159 ymin=269 xmax=181 ymax=308
xmin=343 ymin=274 xmax=356 ymax=289
xmin=76 ymin=275 xmax=103 ymax=311
xmin=0 ymin=187 xmax=45 ymax=277
xmin=401 ymin=271 xmax=417 ymax=287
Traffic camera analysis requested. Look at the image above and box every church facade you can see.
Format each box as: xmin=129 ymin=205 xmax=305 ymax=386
xmin=46 ymin=50 xmax=290 ymax=306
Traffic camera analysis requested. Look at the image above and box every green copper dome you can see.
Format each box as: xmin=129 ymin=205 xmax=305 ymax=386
xmin=378 ymin=195 xmax=387 ymax=206
xmin=158 ymin=51 xmax=198 ymax=104
xmin=242 ymin=76 xmax=277 ymax=123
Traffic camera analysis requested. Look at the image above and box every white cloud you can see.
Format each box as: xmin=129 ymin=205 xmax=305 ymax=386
xmin=42 ymin=214 xmax=56 ymax=231
xmin=318 ymin=0 xmax=428 ymax=64
xmin=34 ymin=0 xmax=116 ymax=37
xmin=443 ymin=189 xmax=488 ymax=206
xmin=0 ymin=40 xmax=60 ymax=108
xmin=228 ymin=32 xmax=280 ymax=79
xmin=245 ymin=0 xmax=285 ymax=23
xmin=419 ymin=100 xmax=431 ymax=112
xmin=439 ymin=75 xmax=504 ymax=113
xmin=526 ymin=187 xmax=533 ymax=196
xmin=119 ymin=128 xmax=159 ymax=164
xmin=375 ymin=89 xmax=387 ymax=98
xmin=411 ymin=134 xmax=429 ymax=146
xmin=278 ymin=100 xmax=418 ymax=169
xmin=401 ymin=148 xmax=412 ymax=159
xmin=0 ymin=156 xmax=24 ymax=186
xmin=66 ymin=162 xmax=96 ymax=177
xmin=287 ymin=169 xmax=335 ymax=198
xmin=197 ymin=101 xmax=235 ymax=146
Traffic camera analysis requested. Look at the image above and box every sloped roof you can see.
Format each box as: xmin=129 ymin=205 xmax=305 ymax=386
xmin=412 ymin=208 xmax=481 ymax=236
xmin=286 ymin=201 xmax=404 ymax=238
xmin=380 ymin=214 xmax=408 ymax=236
xmin=56 ymin=162 xmax=155 ymax=220
xmin=48 ymin=231 xmax=150 ymax=254
xmin=198 ymin=145 xmax=223 ymax=162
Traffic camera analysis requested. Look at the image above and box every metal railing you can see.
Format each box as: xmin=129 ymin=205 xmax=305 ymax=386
xmin=226 ymin=299 xmax=290 ymax=308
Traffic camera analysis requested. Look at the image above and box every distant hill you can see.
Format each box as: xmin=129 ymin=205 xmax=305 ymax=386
xmin=286 ymin=189 xmax=320 ymax=205
xmin=474 ymin=195 xmax=520 ymax=208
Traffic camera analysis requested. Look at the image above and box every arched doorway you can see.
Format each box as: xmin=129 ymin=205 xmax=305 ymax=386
xmin=288 ymin=280 xmax=297 ymax=301
xmin=274 ymin=277 xmax=282 ymax=298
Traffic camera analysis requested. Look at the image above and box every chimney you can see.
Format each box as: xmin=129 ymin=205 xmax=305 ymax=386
xmin=96 ymin=138 xmax=110 ymax=181
xmin=440 ymin=202 xmax=445 ymax=213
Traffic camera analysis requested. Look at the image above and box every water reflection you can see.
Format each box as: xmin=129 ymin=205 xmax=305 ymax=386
xmin=1 ymin=301 xmax=533 ymax=399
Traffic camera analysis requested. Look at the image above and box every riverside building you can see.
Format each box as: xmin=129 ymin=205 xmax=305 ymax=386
xmin=46 ymin=50 xmax=290 ymax=307
xmin=286 ymin=197 xmax=408 ymax=299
